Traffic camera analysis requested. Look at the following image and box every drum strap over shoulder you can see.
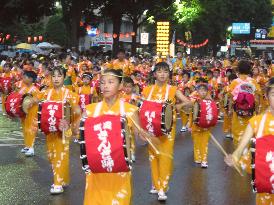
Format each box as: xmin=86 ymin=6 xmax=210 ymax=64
xmin=46 ymin=87 xmax=69 ymax=102
xmin=257 ymin=114 xmax=267 ymax=139
xmin=148 ymin=85 xmax=170 ymax=101
xmin=19 ymin=85 xmax=35 ymax=95
xmin=93 ymin=100 xmax=125 ymax=117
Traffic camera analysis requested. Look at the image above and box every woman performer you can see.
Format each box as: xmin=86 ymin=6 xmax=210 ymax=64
xmin=225 ymin=77 xmax=274 ymax=205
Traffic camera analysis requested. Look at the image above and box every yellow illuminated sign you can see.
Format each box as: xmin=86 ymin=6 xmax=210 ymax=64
xmin=156 ymin=21 xmax=170 ymax=57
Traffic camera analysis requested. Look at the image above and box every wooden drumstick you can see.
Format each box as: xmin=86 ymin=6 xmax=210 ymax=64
xmin=127 ymin=115 xmax=160 ymax=155
xmin=210 ymin=133 xmax=243 ymax=176
xmin=128 ymin=115 xmax=174 ymax=159
xmin=62 ymin=101 xmax=66 ymax=144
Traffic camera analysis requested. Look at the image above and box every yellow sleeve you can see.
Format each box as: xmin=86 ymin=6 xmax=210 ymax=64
xmin=249 ymin=115 xmax=261 ymax=134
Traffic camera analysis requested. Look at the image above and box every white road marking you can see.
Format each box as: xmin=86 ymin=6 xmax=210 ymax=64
xmin=0 ymin=144 xmax=24 ymax=146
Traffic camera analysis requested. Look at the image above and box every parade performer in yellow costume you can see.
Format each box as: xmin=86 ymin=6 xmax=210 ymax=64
xmin=19 ymin=71 xmax=40 ymax=156
xmin=225 ymin=77 xmax=274 ymax=205
xmin=178 ymin=72 xmax=193 ymax=132
xmin=142 ymin=62 xmax=191 ymax=201
xmin=34 ymin=66 xmax=81 ymax=194
xmin=120 ymin=77 xmax=141 ymax=162
xmin=83 ymin=69 xmax=151 ymax=205
xmin=189 ymin=79 xmax=216 ymax=168
xmin=108 ymin=49 xmax=134 ymax=76
xmin=74 ymin=72 xmax=98 ymax=104
xmin=0 ymin=63 xmax=15 ymax=115
xmin=220 ymin=73 xmax=237 ymax=139
xmin=228 ymin=60 xmax=261 ymax=147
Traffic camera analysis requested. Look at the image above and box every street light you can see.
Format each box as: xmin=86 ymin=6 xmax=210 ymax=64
xmin=227 ymin=26 xmax=232 ymax=32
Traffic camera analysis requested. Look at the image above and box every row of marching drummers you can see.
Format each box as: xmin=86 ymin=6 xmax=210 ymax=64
xmin=0 ymin=61 xmax=271 ymax=204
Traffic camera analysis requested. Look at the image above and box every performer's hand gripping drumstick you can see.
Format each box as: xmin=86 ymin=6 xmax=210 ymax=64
xmin=210 ymin=133 xmax=243 ymax=176
xmin=225 ymin=124 xmax=256 ymax=176
xmin=127 ymin=113 xmax=160 ymax=155
xmin=127 ymin=113 xmax=173 ymax=159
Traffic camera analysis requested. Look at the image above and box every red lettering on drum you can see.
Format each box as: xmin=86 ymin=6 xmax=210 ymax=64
xmin=94 ymin=121 xmax=114 ymax=172
xmin=144 ymin=111 xmax=156 ymax=133
xmin=265 ymin=151 xmax=274 ymax=193
xmin=80 ymin=94 xmax=86 ymax=112
xmin=9 ymin=98 xmax=18 ymax=115
xmin=205 ymin=100 xmax=214 ymax=124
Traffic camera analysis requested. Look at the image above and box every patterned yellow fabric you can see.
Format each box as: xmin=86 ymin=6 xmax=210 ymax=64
xmin=142 ymin=84 xmax=177 ymax=192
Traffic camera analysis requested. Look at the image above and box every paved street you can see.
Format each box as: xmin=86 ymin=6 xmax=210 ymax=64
xmin=0 ymin=113 xmax=255 ymax=205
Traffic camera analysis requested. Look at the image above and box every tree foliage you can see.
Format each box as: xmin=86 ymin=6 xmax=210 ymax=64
xmin=45 ymin=15 xmax=69 ymax=46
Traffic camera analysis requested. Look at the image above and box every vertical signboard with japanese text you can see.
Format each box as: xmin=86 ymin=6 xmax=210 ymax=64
xmin=156 ymin=21 xmax=170 ymax=58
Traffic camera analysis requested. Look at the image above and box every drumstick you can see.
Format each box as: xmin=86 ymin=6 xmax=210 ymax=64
xmin=62 ymin=96 xmax=65 ymax=145
xmin=127 ymin=115 xmax=160 ymax=155
xmin=210 ymin=133 xmax=243 ymax=176
xmin=127 ymin=115 xmax=173 ymax=159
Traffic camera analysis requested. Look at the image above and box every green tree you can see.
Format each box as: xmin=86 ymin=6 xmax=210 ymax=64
xmin=45 ymin=15 xmax=69 ymax=46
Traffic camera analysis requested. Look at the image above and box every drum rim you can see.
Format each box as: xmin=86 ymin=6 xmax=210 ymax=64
xmin=22 ymin=93 xmax=33 ymax=114
xmin=162 ymin=103 xmax=173 ymax=134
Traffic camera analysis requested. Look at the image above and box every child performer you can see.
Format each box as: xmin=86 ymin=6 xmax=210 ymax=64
xmin=220 ymin=73 xmax=237 ymax=139
xmin=142 ymin=62 xmax=191 ymax=201
xmin=82 ymin=69 xmax=152 ymax=205
xmin=121 ymin=76 xmax=141 ymax=161
xmin=178 ymin=71 xmax=193 ymax=132
xmin=121 ymin=77 xmax=140 ymax=106
xmin=74 ymin=72 xmax=97 ymax=113
xmin=189 ymin=79 xmax=216 ymax=168
xmin=32 ymin=66 xmax=81 ymax=194
xmin=0 ymin=63 xmax=15 ymax=115
xmin=19 ymin=71 xmax=40 ymax=156
xmin=225 ymin=77 xmax=274 ymax=205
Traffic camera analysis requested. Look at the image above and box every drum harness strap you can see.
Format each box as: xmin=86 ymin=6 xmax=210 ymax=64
xmin=18 ymin=85 xmax=35 ymax=95
xmin=256 ymin=113 xmax=267 ymax=139
xmin=147 ymin=84 xmax=170 ymax=102
xmin=93 ymin=100 xmax=125 ymax=118
xmin=46 ymin=87 xmax=69 ymax=103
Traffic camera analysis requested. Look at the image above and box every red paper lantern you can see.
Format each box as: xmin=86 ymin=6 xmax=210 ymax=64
xmin=6 ymin=34 xmax=10 ymax=40
xmin=131 ymin=32 xmax=136 ymax=36
xmin=120 ymin=34 xmax=124 ymax=38
xmin=39 ymin=36 xmax=43 ymax=41
xmin=96 ymin=29 xmax=100 ymax=35
xmin=177 ymin=39 xmax=181 ymax=43
xmin=27 ymin=36 xmax=31 ymax=43
xmin=34 ymin=36 xmax=38 ymax=42
xmin=126 ymin=33 xmax=129 ymax=38
xmin=0 ymin=38 xmax=2 ymax=42
xmin=80 ymin=21 xmax=84 ymax=27
xmin=113 ymin=33 xmax=118 ymax=39
xmin=86 ymin=25 xmax=91 ymax=31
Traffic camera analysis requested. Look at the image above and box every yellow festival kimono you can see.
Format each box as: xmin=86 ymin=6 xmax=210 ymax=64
xmin=39 ymin=87 xmax=80 ymax=186
xmin=142 ymin=83 xmax=177 ymax=192
xmin=84 ymin=99 xmax=138 ymax=205
xmin=109 ymin=59 xmax=134 ymax=76
xmin=249 ymin=111 xmax=274 ymax=205
xmin=19 ymin=84 xmax=40 ymax=148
